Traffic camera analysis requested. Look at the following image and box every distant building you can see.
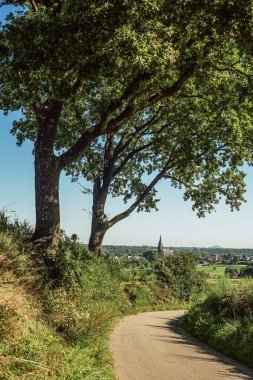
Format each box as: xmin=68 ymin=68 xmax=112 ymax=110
xmin=158 ymin=236 xmax=173 ymax=259
xmin=158 ymin=236 xmax=164 ymax=258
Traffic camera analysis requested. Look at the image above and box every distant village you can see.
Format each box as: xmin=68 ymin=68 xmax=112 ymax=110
xmin=198 ymin=253 xmax=253 ymax=265
xmin=102 ymin=236 xmax=253 ymax=265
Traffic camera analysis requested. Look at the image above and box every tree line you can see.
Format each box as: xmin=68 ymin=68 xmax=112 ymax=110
xmin=0 ymin=1 xmax=252 ymax=268
xmin=102 ymin=246 xmax=253 ymax=257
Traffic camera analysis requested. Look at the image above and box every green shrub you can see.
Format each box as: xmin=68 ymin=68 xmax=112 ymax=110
xmin=154 ymin=253 xmax=205 ymax=301
xmin=184 ymin=279 xmax=253 ymax=366
xmin=240 ymin=265 xmax=253 ymax=278
xmin=224 ymin=266 xmax=241 ymax=278
xmin=0 ymin=226 xmax=190 ymax=379
xmin=0 ymin=210 xmax=32 ymax=241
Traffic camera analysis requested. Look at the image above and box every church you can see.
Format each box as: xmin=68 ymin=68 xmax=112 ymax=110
xmin=158 ymin=236 xmax=173 ymax=259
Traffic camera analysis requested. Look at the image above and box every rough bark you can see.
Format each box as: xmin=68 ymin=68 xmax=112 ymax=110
xmin=32 ymin=101 xmax=62 ymax=253
xmin=33 ymin=146 xmax=61 ymax=250
xmin=88 ymin=228 xmax=106 ymax=255
xmin=88 ymin=180 xmax=107 ymax=255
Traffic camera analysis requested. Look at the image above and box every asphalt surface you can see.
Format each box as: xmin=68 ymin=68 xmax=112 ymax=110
xmin=110 ymin=310 xmax=253 ymax=380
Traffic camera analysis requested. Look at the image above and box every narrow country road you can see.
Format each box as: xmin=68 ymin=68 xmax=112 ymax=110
xmin=110 ymin=310 xmax=253 ymax=380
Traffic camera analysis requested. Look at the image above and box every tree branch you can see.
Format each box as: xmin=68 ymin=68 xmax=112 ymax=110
xmin=112 ymin=141 xmax=154 ymax=178
xmin=59 ymin=60 xmax=197 ymax=169
xmin=146 ymin=61 xmax=198 ymax=105
xmin=106 ymin=61 xmax=198 ymax=135
xmin=101 ymin=134 xmax=115 ymax=193
xmin=107 ymin=161 xmax=173 ymax=228
xmin=113 ymin=114 xmax=160 ymax=158
xmin=58 ymin=73 xmax=150 ymax=168
xmin=210 ymin=64 xmax=253 ymax=89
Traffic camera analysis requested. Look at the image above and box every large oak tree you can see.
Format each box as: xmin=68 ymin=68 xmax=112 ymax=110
xmin=67 ymin=71 xmax=253 ymax=254
xmin=0 ymin=0 xmax=252 ymax=251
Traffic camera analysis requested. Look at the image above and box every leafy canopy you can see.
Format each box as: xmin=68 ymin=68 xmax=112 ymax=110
xmin=67 ymin=52 xmax=253 ymax=220
xmin=0 ymin=0 xmax=252 ymax=170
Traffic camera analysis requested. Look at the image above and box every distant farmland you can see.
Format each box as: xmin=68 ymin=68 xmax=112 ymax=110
xmin=198 ymin=264 xmax=246 ymax=277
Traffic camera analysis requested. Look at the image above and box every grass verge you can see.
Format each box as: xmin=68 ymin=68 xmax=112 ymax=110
xmin=0 ymin=229 xmax=187 ymax=379
xmin=183 ymin=278 xmax=253 ymax=367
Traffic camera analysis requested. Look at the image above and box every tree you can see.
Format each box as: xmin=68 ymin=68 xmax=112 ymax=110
xmin=240 ymin=266 xmax=253 ymax=278
xmin=67 ymin=117 xmax=175 ymax=254
xmin=0 ymin=0 xmax=252 ymax=253
xmin=225 ymin=266 xmax=240 ymax=278
xmin=143 ymin=250 xmax=159 ymax=264
xmin=68 ymin=65 xmax=253 ymax=254
xmin=232 ymin=255 xmax=240 ymax=264
xmin=154 ymin=253 xmax=204 ymax=301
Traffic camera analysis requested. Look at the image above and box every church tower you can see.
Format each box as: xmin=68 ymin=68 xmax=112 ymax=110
xmin=158 ymin=235 xmax=164 ymax=259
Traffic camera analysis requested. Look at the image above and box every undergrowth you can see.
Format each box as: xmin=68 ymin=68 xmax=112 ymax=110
xmin=0 ymin=213 xmax=190 ymax=379
xmin=183 ymin=278 xmax=253 ymax=367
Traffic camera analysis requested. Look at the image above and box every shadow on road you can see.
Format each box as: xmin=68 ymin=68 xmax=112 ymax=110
xmin=144 ymin=314 xmax=253 ymax=380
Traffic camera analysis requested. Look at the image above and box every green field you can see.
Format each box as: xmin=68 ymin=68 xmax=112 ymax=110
xmin=198 ymin=264 xmax=246 ymax=278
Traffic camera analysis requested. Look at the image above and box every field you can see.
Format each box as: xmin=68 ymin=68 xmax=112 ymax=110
xmin=198 ymin=264 xmax=246 ymax=278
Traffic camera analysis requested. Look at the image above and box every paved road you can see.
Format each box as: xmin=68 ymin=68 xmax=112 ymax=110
xmin=110 ymin=310 xmax=253 ymax=380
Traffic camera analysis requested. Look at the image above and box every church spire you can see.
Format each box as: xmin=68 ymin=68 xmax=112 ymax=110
xmin=158 ymin=235 xmax=164 ymax=259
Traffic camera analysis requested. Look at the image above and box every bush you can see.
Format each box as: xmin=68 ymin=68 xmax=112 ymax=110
xmin=154 ymin=253 xmax=205 ymax=301
xmin=240 ymin=265 xmax=253 ymax=278
xmin=0 ymin=224 xmax=190 ymax=379
xmin=184 ymin=279 xmax=253 ymax=366
xmin=0 ymin=210 xmax=32 ymax=241
xmin=143 ymin=250 xmax=159 ymax=263
xmin=225 ymin=266 xmax=241 ymax=278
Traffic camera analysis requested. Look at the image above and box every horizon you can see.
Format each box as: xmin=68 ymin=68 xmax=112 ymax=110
xmin=101 ymin=243 xmax=253 ymax=250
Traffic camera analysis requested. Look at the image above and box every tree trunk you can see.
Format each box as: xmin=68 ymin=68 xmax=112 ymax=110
xmin=88 ymin=228 xmax=106 ymax=255
xmin=32 ymin=101 xmax=62 ymax=255
xmin=88 ymin=180 xmax=107 ymax=255
xmin=32 ymin=144 xmax=61 ymax=252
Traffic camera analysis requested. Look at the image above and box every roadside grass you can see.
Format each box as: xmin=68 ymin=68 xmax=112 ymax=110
xmin=0 ymin=232 xmax=118 ymax=380
xmin=183 ymin=278 xmax=253 ymax=367
xmin=0 ymin=226 xmax=189 ymax=380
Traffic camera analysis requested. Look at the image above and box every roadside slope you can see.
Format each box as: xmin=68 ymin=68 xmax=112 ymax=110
xmin=110 ymin=310 xmax=253 ymax=380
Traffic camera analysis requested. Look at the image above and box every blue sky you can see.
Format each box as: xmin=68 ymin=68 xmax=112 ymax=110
xmin=1 ymin=112 xmax=253 ymax=248
xmin=1 ymin=6 xmax=253 ymax=248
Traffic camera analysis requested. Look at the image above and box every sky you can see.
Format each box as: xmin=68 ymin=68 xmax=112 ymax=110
xmin=0 ymin=7 xmax=253 ymax=249
xmin=1 ymin=112 xmax=253 ymax=248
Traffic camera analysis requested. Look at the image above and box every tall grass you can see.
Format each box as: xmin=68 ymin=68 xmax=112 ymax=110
xmin=0 ymin=209 xmax=32 ymax=241
xmin=0 ymin=216 xmax=188 ymax=380
xmin=183 ymin=278 xmax=253 ymax=366
xmin=0 ymin=231 xmax=127 ymax=379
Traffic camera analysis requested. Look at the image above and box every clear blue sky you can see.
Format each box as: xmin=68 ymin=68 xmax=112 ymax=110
xmin=1 ymin=112 xmax=253 ymax=248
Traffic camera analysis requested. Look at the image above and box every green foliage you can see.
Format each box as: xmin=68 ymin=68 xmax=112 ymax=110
xmin=184 ymin=279 xmax=253 ymax=366
xmin=0 ymin=234 xmax=123 ymax=379
xmin=155 ymin=253 xmax=205 ymax=301
xmin=1 ymin=1 xmax=253 ymax=242
xmin=222 ymin=265 xmax=253 ymax=278
xmin=143 ymin=250 xmax=159 ymax=263
xmin=198 ymin=264 xmax=248 ymax=278
xmin=104 ymin=245 xmax=253 ymax=257
xmin=225 ymin=266 xmax=241 ymax=278
xmin=48 ymin=233 xmax=93 ymax=288
xmin=0 ymin=227 xmax=193 ymax=379
xmin=0 ymin=210 xmax=32 ymax=241
xmin=240 ymin=266 xmax=253 ymax=278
